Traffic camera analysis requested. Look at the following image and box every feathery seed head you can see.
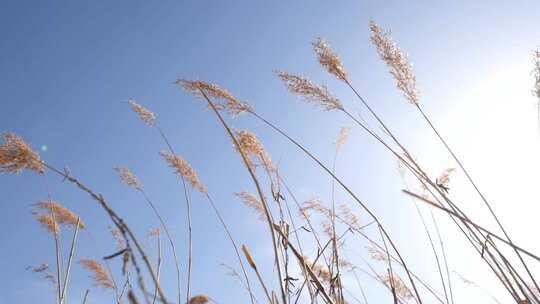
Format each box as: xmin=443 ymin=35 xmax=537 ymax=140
xmin=383 ymin=273 xmax=413 ymax=299
xmin=189 ymin=295 xmax=210 ymax=304
xmin=533 ymin=50 xmax=540 ymax=99
xmin=235 ymin=191 xmax=266 ymax=221
xmin=128 ymin=100 xmax=156 ymax=126
xmin=338 ymin=204 xmax=362 ymax=230
xmin=0 ymin=132 xmax=44 ymax=174
xmin=277 ymin=71 xmax=343 ymax=111
xmin=367 ymin=245 xmax=388 ymax=262
xmin=234 ymin=130 xmax=273 ymax=172
xmin=160 ymin=151 xmax=207 ymax=193
xmin=312 ymin=38 xmax=347 ymax=81
xmin=336 ymin=126 xmax=351 ymax=151
xmin=437 ymin=168 xmax=456 ymax=189
xmin=176 ymin=79 xmax=253 ymax=116
xmin=114 ymin=166 xmax=143 ymax=190
xmin=35 ymin=201 xmax=85 ymax=229
xmin=79 ymin=258 xmax=115 ymax=289
xmin=369 ymin=20 xmax=419 ymax=105
xmin=303 ymin=257 xmax=332 ymax=284
xmin=34 ymin=213 xmax=59 ymax=234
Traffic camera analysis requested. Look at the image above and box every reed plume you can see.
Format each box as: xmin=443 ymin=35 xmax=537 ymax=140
xmin=336 ymin=126 xmax=351 ymax=151
xmin=114 ymin=166 xmax=143 ymax=190
xmin=235 ymin=191 xmax=266 ymax=221
xmin=35 ymin=201 xmax=85 ymax=229
xmin=234 ymin=130 xmax=273 ymax=171
xmin=160 ymin=151 xmax=207 ymax=193
xmin=128 ymin=100 xmax=156 ymax=126
xmin=188 ymin=295 xmax=210 ymax=304
xmin=277 ymin=71 xmax=343 ymax=111
xmin=383 ymin=273 xmax=414 ymax=300
xmin=436 ymin=168 xmax=456 ymax=190
xmin=79 ymin=258 xmax=115 ymax=289
xmin=176 ymin=79 xmax=253 ymax=116
xmin=533 ymin=50 xmax=540 ymax=100
xmin=312 ymin=38 xmax=347 ymax=81
xmin=34 ymin=213 xmax=60 ymax=234
xmin=0 ymin=132 xmax=44 ymax=174
xmin=369 ymin=20 xmax=419 ymax=105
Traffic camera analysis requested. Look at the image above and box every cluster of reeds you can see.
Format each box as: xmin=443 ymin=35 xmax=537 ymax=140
xmin=3 ymin=20 xmax=540 ymax=304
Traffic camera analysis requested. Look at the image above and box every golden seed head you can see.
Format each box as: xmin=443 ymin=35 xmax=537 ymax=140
xmin=79 ymin=258 xmax=115 ymax=289
xmin=241 ymin=244 xmax=257 ymax=269
xmin=533 ymin=50 xmax=540 ymax=99
xmin=367 ymin=245 xmax=388 ymax=262
xmin=0 ymin=132 xmax=44 ymax=174
xmin=234 ymin=130 xmax=273 ymax=172
xmin=369 ymin=20 xmax=419 ymax=105
xmin=160 ymin=151 xmax=207 ymax=193
xmin=277 ymin=71 xmax=343 ymax=111
xmin=305 ymin=258 xmax=331 ymax=284
xmin=34 ymin=213 xmax=60 ymax=234
xmin=188 ymin=295 xmax=210 ymax=304
xmin=383 ymin=273 xmax=413 ymax=299
xmin=176 ymin=79 xmax=253 ymax=117
xmin=437 ymin=167 xmax=456 ymax=189
xmin=235 ymin=191 xmax=266 ymax=221
xmin=128 ymin=100 xmax=156 ymax=126
xmin=114 ymin=166 xmax=143 ymax=190
xmin=312 ymin=38 xmax=347 ymax=81
xmin=35 ymin=200 xmax=85 ymax=229
xmin=336 ymin=126 xmax=351 ymax=151
xmin=300 ymin=198 xmax=329 ymax=219
xmin=338 ymin=204 xmax=362 ymax=230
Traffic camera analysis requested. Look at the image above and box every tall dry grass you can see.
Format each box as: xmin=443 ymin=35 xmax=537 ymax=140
xmin=2 ymin=20 xmax=540 ymax=304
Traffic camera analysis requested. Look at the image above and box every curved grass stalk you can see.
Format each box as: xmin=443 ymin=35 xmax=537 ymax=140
xmin=138 ymin=190 xmax=182 ymax=304
xmin=199 ymin=90 xmax=288 ymax=304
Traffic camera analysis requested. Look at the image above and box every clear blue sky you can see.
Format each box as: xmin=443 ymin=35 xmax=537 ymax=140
xmin=1 ymin=1 xmax=540 ymax=303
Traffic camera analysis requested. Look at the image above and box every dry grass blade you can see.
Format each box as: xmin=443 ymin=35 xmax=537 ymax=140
xmin=369 ymin=20 xmax=419 ymax=105
xmin=277 ymin=71 xmax=343 ymax=111
xmin=312 ymin=38 xmax=347 ymax=81
xmin=0 ymin=132 xmax=44 ymax=174
xmin=79 ymin=259 xmax=115 ymax=289
xmin=128 ymin=100 xmax=156 ymax=126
